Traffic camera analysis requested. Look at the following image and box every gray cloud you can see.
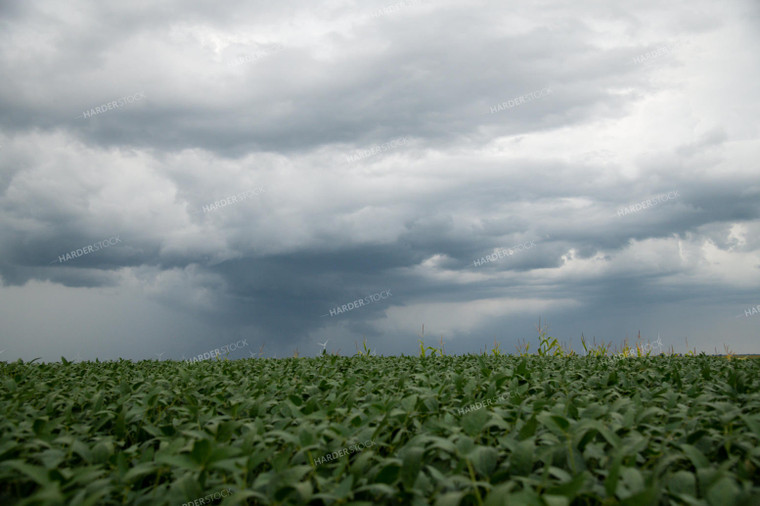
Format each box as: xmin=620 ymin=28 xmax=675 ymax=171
xmin=1 ymin=0 xmax=759 ymax=361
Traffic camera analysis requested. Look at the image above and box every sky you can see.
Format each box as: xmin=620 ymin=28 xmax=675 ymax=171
xmin=1 ymin=0 xmax=759 ymax=363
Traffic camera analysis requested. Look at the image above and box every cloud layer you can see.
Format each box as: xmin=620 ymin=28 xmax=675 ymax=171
xmin=1 ymin=0 xmax=759 ymax=361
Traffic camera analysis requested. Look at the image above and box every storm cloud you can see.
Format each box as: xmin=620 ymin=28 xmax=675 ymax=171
xmin=1 ymin=0 xmax=759 ymax=361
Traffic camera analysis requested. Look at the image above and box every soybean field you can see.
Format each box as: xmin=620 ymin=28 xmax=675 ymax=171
xmin=1 ymin=355 xmax=759 ymax=505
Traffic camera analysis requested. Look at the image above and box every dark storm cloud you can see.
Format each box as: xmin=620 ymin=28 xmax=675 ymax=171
xmin=0 ymin=0 xmax=759 ymax=361
xmin=2 ymin=0 xmax=681 ymax=155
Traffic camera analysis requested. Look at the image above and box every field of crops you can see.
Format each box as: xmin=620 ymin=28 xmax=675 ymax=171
xmin=1 ymin=355 xmax=759 ymax=505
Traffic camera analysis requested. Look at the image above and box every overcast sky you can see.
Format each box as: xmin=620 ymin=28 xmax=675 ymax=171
xmin=1 ymin=0 xmax=759 ymax=363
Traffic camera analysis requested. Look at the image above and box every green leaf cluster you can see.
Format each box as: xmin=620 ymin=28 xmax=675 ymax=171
xmin=1 ymin=354 xmax=759 ymax=504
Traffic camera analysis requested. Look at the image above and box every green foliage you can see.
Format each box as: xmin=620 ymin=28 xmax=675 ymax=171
xmin=685 ymin=337 xmax=698 ymax=356
xmin=355 ymin=337 xmax=375 ymax=357
xmin=416 ymin=325 xmax=444 ymax=358
xmin=581 ymin=332 xmax=612 ymax=357
xmin=417 ymin=339 xmax=441 ymax=358
xmin=535 ymin=317 xmax=565 ymax=357
xmin=1 ymin=354 xmax=760 ymax=504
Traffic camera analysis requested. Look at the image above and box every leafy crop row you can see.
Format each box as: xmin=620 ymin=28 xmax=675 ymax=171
xmin=1 ymin=354 xmax=759 ymax=505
